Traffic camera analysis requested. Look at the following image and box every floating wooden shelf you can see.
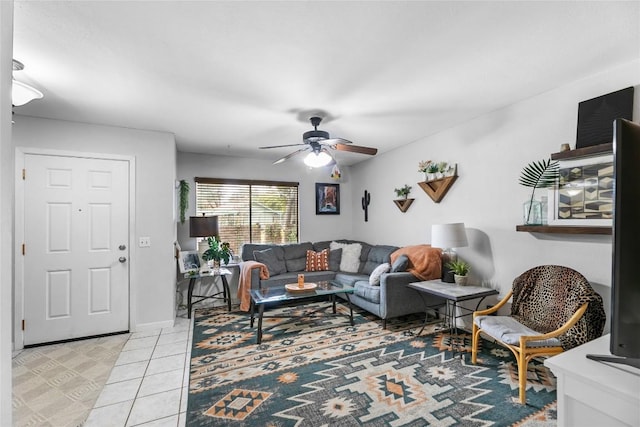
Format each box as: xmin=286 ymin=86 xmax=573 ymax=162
xmin=393 ymin=198 xmax=414 ymax=212
xmin=417 ymin=164 xmax=458 ymax=203
xmin=551 ymin=143 xmax=612 ymax=160
xmin=516 ymin=225 xmax=611 ymax=235
xmin=418 ymin=176 xmax=457 ymax=203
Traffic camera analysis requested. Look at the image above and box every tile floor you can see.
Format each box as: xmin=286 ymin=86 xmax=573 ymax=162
xmin=83 ymin=312 xmax=194 ymax=427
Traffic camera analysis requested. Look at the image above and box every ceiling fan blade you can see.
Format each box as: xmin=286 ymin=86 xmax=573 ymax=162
xmin=273 ymin=148 xmax=309 ymax=164
xmin=260 ymin=143 xmax=307 ymax=149
xmin=322 ymin=138 xmax=353 ymax=145
xmin=333 ymin=143 xmax=378 ymax=155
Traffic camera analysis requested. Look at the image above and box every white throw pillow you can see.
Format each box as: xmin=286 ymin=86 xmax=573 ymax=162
xmin=330 ymin=241 xmax=362 ymax=273
xmin=369 ymin=263 xmax=391 ymax=286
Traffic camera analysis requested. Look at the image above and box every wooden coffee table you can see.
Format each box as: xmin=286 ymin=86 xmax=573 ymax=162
xmin=249 ymin=281 xmax=354 ymax=344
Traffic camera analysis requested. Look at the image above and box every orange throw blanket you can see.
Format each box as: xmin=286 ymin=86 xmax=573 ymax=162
xmin=237 ymin=261 xmax=269 ymax=312
xmin=390 ymin=245 xmax=442 ymax=281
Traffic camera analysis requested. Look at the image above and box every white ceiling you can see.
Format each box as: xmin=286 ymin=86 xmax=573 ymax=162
xmin=11 ymin=1 xmax=640 ymax=166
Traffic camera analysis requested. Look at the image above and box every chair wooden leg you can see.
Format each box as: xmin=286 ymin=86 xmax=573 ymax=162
xmin=517 ymin=350 xmax=528 ymax=404
xmin=471 ymin=323 xmax=479 ymax=364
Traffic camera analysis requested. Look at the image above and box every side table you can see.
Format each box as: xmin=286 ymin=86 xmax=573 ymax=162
xmin=186 ymin=268 xmax=233 ymax=318
xmin=408 ymin=280 xmax=498 ymax=336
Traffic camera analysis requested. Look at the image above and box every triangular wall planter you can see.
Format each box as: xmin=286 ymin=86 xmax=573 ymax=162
xmin=418 ymin=165 xmax=458 ymax=203
xmin=393 ymin=198 xmax=414 ymax=212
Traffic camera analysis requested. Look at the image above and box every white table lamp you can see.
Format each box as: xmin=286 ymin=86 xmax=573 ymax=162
xmin=431 ymin=223 xmax=468 ymax=283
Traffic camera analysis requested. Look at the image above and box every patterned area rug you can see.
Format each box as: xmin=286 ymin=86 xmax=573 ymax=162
xmin=188 ymin=303 xmax=557 ymax=426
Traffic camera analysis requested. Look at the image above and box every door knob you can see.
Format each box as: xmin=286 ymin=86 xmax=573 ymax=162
xmin=119 ymin=244 xmax=126 ymax=250
xmin=119 ymin=257 xmax=127 ymax=263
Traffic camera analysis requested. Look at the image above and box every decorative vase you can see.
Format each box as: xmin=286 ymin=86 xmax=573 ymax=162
xmin=454 ymin=274 xmax=468 ymax=285
xmin=426 ymin=173 xmax=435 ymax=181
xmin=523 ymin=199 xmax=542 ymax=225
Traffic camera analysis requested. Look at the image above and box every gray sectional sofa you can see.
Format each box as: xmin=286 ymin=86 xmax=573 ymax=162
xmin=239 ymin=240 xmax=444 ymax=328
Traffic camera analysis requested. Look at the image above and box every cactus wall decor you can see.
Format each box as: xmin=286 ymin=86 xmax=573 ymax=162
xmin=362 ymin=190 xmax=371 ymax=222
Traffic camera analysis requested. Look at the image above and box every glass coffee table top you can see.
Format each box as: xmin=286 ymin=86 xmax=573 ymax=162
xmin=250 ymin=281 xmax=354 ymax=305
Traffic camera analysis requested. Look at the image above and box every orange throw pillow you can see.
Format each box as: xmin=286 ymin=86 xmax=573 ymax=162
xmin=305 ymin=249 xmax=330 ymax=272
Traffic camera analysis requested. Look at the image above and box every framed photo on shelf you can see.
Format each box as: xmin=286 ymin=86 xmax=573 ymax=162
xmin=315 ymin=183 xmax=340 ymax=215
xmin=178 ymin=250 xmax=201 ymax=274
xmin=548 ymin=153 xmax=613 ymax=226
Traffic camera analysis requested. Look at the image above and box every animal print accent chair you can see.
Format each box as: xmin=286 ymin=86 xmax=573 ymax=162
xmin=510 ymin=265 xmax=606 ymax=350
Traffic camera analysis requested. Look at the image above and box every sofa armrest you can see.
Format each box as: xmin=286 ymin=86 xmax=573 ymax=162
xmin=378 ymin=272 xmax=445 ymax=319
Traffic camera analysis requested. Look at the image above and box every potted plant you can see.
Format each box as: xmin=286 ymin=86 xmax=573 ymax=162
xmin=201 ymin=236 xmax=232 ymax=270
xmin=519 ymin=159 xmax=559 ymax=225
xmin=178 ymin=179 xmax=189 ymax=224
xmin=394 ymin=184 xmax=412 ymax=199
xmin=446 ymin=259 xmax=470 ymax=285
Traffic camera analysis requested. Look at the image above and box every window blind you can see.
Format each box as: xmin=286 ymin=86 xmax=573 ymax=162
xmin=194 ymin=178 xmax=299 ymax=254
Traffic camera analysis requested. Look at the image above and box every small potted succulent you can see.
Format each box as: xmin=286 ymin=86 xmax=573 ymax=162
xmin=446 ymin=259 xmax=470 ymax=285
xmin=394 ymin=184 xmax=412 ymax=199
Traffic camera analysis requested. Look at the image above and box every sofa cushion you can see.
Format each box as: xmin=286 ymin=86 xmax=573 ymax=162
xmin=474 ymin=315 xmax=562 ymax=347
xmin=334 ymin=272 xmax=369 ymax=287
xmin=253 ymin=247 xmax=287 ymax=276
xmin=391 ymin=254 xmax=409 ymax=272
xmin=282 ymin=242 xmax=314 ymax=272
xmin=354 ymin=281 xmax=381 ymax=304
xmin=240 ymin=243 xmax=275 ymax=261
xmin=305 ymin=249 xmax=330 ymax=272
xmin=369 ymin=263 xmax=390 ymax=286
xmin=329 ymin=248 xmax=342 ymax=271
xmin=312 ymin=240 xmax=332 ymax=252
xmin=330 ymin=241 xmax=362 ymax=273
xmin=362 ymin=245 xmax=398 ymax=274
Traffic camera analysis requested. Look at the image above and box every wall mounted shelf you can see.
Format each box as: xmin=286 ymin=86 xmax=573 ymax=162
xmin=516 ymin=225 xmax=611 ymax=235
xmin=393 ymin=198 xmax=414 ymax=212
xmin=517 ymin=143 xmax=613 ymax=235
xmin=418 ymin=164 xmax=458 ymax=203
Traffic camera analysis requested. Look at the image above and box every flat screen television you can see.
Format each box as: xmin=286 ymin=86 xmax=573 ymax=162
xmin=587 ymin=118 xmax=640 ymax=368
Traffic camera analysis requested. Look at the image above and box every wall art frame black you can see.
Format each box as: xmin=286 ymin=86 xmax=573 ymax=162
xmin=315 ymin=183 xmax=340 ymax=215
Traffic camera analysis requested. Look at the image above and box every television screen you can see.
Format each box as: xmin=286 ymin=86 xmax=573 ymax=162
xmin=609 ymin=118 xmax=640 ymax=362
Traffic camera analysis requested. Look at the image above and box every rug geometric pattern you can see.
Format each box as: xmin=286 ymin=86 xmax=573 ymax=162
xmin=188 ymin=304 xmax=557 ymax=426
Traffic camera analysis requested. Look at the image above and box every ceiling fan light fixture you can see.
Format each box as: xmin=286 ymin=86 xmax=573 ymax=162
xmin=304 ymin=150 xmax=332 ymax=168
xmin=12 ymin=79 xmax=44 ymax=106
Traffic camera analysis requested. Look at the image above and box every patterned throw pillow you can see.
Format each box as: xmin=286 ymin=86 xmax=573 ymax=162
xmin=305 ymin=249 xmax=330 ymax=272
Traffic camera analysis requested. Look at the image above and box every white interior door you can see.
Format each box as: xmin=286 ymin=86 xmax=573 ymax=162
xmin=23 ymin=154 xmax=130 ymax=346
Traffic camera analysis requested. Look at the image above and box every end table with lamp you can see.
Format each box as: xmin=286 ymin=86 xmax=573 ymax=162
xmin=431 ymin=222 xmax=469 ymax=283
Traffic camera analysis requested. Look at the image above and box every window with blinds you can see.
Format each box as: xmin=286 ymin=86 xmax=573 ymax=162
xmin=194 ymin=178 xmax=299 ymax=254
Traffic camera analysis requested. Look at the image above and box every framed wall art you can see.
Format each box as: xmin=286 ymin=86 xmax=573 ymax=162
xmin=315 ymin=183 xmax=340 ymax=215
xmin=548 ymin=153 xmax=613 ymax=226
xmin=178 ymin=250 xmax=201 ymax=273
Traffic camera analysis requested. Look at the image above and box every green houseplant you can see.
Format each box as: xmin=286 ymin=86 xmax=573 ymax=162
xmin=446 ymin=259 xmax=470 ymax=285
xmin=394 ymin=184 xmax=412 ymax=199
xmin=201 ymin=236 xmax=232 ymax=268
xmin=178 ymin=179 xmax=189 ymax=224
xmin=519 ymin=159 xmax=559 ymax=225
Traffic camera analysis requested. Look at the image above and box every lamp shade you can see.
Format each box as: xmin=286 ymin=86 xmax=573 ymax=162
xmin=189 ymin=215 xmax=219 ymax=238
xmin=431 ymin=223 xmax=468 ymax=249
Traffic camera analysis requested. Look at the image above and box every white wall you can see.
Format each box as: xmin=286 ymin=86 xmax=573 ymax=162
xmin=349 ymin=59 xmax=640 ymax=327
xmin=12 ymin=116 xmax=177 ymax=330
xmin=0 ymin=2 xmax=13 ymax=425
xmin=176 ymin=153 xmax=354 ymax=249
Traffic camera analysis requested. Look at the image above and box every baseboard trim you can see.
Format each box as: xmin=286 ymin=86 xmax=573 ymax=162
xmin=132 ymin=319 xmax=175 ymax=332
